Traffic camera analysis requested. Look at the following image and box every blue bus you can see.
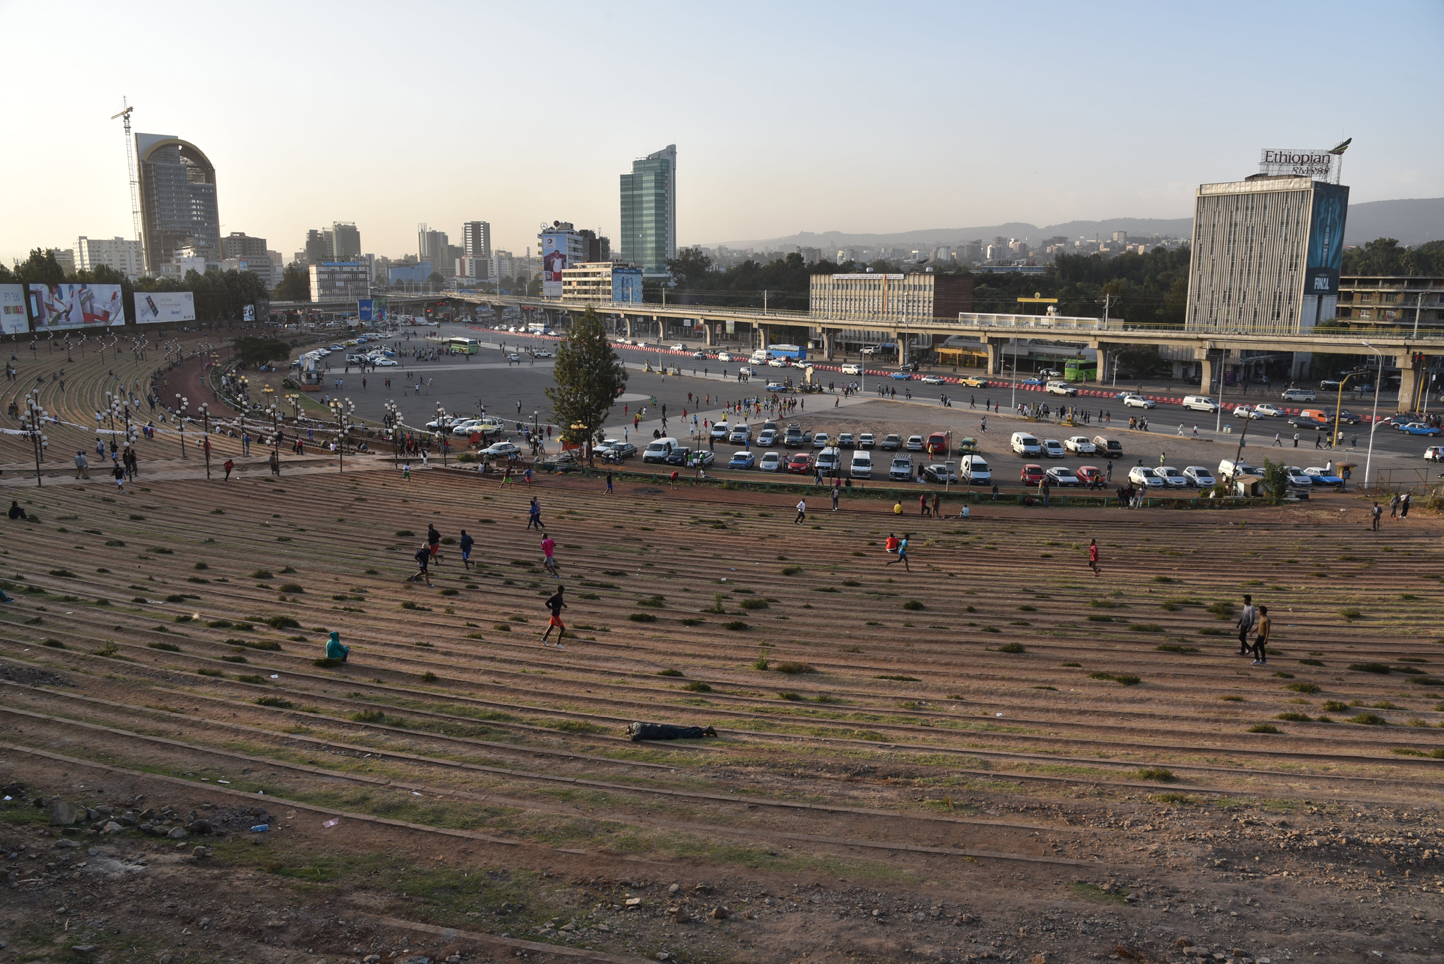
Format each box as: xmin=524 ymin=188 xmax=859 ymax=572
xmin=766 ymin=343 xmax=807 ymax=360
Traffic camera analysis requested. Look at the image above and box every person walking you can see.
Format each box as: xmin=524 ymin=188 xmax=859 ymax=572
xmin=919 ymin=493 xmax=930 ymax=517
xmin=541 ymin=534 xmax=560 ymax=579
xmin=1272 ymin=432 xmax=1282 ymax=447
xmin=223 ymin=458 xmax=234 ymax=481
xmin=74 ymin=450 xmax=90 ymax=479
xmin=932 ymin=492 xmax=941 ymax=518
xmin=831 ymin=483 xmax=839 ymax=512
xmin=540 ymin=585 xmax=567 ymax=649
xmin=794 ymin=499 xmax=807 ymax=524
xmin=1088 ymin=538 xmax=1101 ymax=577
xmin=1401 ymin=492 xmax=1412 ymax=518
xmin=1389 ymin=492 xmax=1400 ymax=519
xmin=1249 ymin=605 xmax=1271 ymax=665
xmin=886 ymin=533 xmax=911 ymax=571
xmin=269 ymin=450 xmax=280 ymax=476
xmin=1236 ymin=593 xmax=1257 ymax=656
xmin=1292 ymin=432 xmax=1299 ymax=447
xmin=459 ymin=529 xmax=474 ymax=570
xmin=604 ymin=471 xmax=614 ymax=495
xmin=111 ymin=462 xmax=125 ymax=492
xmin=1371 ymin=501 xmax=1382 ymax=531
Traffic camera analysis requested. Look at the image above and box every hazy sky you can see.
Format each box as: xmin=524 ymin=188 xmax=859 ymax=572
xmin=3 ymin=0 xmax=1440 ymax=266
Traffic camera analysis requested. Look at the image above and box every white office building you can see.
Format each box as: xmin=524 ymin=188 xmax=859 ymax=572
xmin=74 ymin=236 xmax=143 ymax=278
xmin=1185 ymin=174 xmax=1349 ymax=335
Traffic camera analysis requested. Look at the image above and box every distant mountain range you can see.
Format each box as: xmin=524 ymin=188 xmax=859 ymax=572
xmin=708 ymin=198 xmax=1444 ymax=253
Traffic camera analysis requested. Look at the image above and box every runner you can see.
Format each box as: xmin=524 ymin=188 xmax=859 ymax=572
xmin=426 ymin=523 xmax=442 ymax=564
xmin=223 ymin=458 xmax=234 ymax=481
xmin=540 ymin=585 xmax=567 ymax=648
xmin=111 ymin=462 xmax=125 ymax=492
xmin=794 ymin=498 xmax=807 ymax=524
xmin=541 ymin=533 xmax=560 ymax=579
xmin=408 ymin=542 xmax=433 ymax=587
xmin=886 ymin=533 xmax=911 ymax=571
xmin=459 ymin=529 xmax=474 ymax=570
xmin=1088 ymin=538 xmax=1101 ymax=577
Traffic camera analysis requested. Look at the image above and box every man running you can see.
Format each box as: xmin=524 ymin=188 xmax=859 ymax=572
xmin=459 ymin=529 xmax=474 ymax=570
xmin=408 ymin=542 xmax=433 ymax=587
xmin=526 ymin=497 xmax=545 ymax=530
xmin=540 ymin=585 xmax=567 ymax=648
xmin=794 ymin=499 xmax=807 ymax=524
xmin=427 ymin=523 xmax=442 ymax=564
xmin=1088 ymin=538 xmax=1101 ymax=577
xmin=886 ymin=533 xmax=911 ymax=571
xmin=223 ymin=458 xmax=234 ymax=481
xmin=541 ymin=533 xmax=559 ymax=579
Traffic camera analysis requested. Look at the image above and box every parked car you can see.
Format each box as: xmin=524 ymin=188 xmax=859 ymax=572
xmin=711 ymin=422 xmax=731 ymax=440
xmin=880 ymin=434 xmax=902 ymax=451
xmin=665 ymin=447 xmax=713 ymax=467
xmin=728 ymin=426 xmax=751 ymax=444
xmin=484 ymin=441 xmax=521 ymax=458
xmin=815 ymin=447 xmax=842 ymax=474
xmin=849 ymin=451 xmax=873 ymax=479
xmin=728 ymin=451 xmax=756 ymax=469
xmin=1182 ymin=465 xmax=1216 ymax=487
xmin=759 ymin=451 xmax=784 ymax=472
xmin=1122 ymin=394 xmax=1155 ymax=409
xmin=1064 ymin=436 xmax=1096 ymax=454
xmin=889 ymin=457 xmax=914 ymax=481
xmin=812 ymin=432 xmax=832 ymax=449
xmin=837 ymin=433 xmax=855 ymax=449
xmin=1303 ymin=466 xmax=1344 ymax=487
xmin=925 ymin=433 xmax=949 ymax=455
xmin=1040 ymin=438 xmax=1065 ymax=458
xmin=1155 ymin=466 xmax=1189 ymax=488
xmin=786 ymin=452 xmax=815 ymax=474
xmin=905 ymin=435 xmax=925 ymax=451
xmin=857 ymin=432 xmax=876 ymax=449
xmin=1076 ymin=465 xmax=1105 ymax=487
xmin=921 ymin=464 xmax=959 ymax=484
xmin=1020 ymin=463 xmax=1044 ymax=485
xmin=783 ymin=426 xmax=810 ymax=447
xmin=1045 ymin=465 xmax=1079 ymax=486
xmin=756 ymin=428 xmax=779 ymax=446
xmin=959 ymin=455 xmax=991 ymax=484
xmin=1425 ymin=446 xmax=1444 ymax=463
xmin=1282 ymin=466 xmax=1314 ymax=487
xmin=1129 ymin=466 xmax=1164 ymax=488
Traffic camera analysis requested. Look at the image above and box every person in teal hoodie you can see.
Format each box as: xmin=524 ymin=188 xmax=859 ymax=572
xmin=325 ymin=630 xmax=349 ymax=663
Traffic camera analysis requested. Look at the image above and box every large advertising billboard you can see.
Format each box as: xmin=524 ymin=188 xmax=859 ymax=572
xmin=612 ymin=268 xmax=644 ymax=304
xmin=541 ymin=232 xmax=568 ymax=298
xmin=134 ymin=291 xmax=196 ymax=324
xmin=1 ymin=284 xmax=28 ymax=335
xmin=28 ymin=283 xmax=126 ymax=329
xmin=1304 ymin=183 xmax=1349 ymax=297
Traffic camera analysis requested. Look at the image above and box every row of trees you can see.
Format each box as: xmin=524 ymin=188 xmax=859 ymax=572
xmin=1340 ymin=238 xmax=1444 ymax=277
xmin=0 ymin=248 xmax=269 ymax=322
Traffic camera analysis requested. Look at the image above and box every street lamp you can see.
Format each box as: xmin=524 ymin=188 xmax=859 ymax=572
xmin=199 ymin=403 xmax=211 ymax=479
xmin=330 ymin=397 xmax=355 ymax=472
xmin=385 ymin=400 xmax=402 ymax=467
xmin=20 ymin=392 xmax=49 ymax=486
xmin=1361 ymin=342 xmax=1385 ymax=490
xmin=435 ymin=402 xmax=449 ymax=467
xmin=175 ymin=394 xmax=189 ymax=458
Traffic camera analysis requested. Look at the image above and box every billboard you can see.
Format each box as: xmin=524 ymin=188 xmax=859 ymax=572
xmin=358 ymin=298 xmax=375 ymax=321
xmin=541 ymin=232 xmax=568 ymax=298
xmin=28 ymin=283 xmax=126 ymax=329
xmin=1 ymin=284 xmax=27 ymax=335
xmin=612 ymin=268 xmax=644 ymax=304
xmin=1304 ymin=183 xmax=1349 ymax=296
xmin=1259 ymin=148 xmax=1339 ymax=182
xmin=134 ymin=291 xmax=196 ymax=324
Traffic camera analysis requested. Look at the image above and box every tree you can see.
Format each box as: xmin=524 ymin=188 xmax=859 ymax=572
xmin=1260 ymin=459 xmax=1291 ymax=504
xmin=545 ymin=306 xmax=627 ymax=464
xmin=273 ymin=265 xmax=310 ymax=302
xmin=231 ymin=336 xmax=291 ymax=368
xmin=427 ymin=272 xmax=445 ymax=287
xmin=665 ymin=246 xmax=713 ymax=287
xmin=12 ymin=248 xmax=65 ymax=285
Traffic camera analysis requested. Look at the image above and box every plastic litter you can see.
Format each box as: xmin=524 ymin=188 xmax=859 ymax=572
xmin=250 ymin=824 xmax=269 ymax=833
xmin=322 ymin=818 xmax=339 ymax=828
xmin=269 ymin=674 xmax=279 ymax=679
xmin=217 ymin=779 xmax=230 ymax=784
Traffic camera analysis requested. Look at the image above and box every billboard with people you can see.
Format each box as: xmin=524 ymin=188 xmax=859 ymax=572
xmin=0 ymin=284 xmax=27 ymax=334
xmin=28 ymin=283 xmax=126 ymax=329
xmin=541 ymin=232 xmax=568 ymax=298
xmin=133 ymin=291 xmax=196 ymax=324
xmin=1304 ymin=183 xmax=1349 ymax=297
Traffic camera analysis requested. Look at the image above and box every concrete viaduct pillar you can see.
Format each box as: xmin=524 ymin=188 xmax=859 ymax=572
xmin=1394 ymin=355 xmax=1418 ymax=413
xmin=624 ymin=316 xmax=633 ymax=339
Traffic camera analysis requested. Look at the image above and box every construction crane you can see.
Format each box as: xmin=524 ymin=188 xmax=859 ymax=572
xmin=110 ymin=97 xmax=145 ymax=275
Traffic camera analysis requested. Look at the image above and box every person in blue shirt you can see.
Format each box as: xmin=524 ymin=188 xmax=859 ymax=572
xmin=459 ymin=529 xmax=474 ymax=570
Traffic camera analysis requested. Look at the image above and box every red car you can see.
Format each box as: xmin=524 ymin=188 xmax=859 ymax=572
xmin=786 ymin=452 xmax=815 ymax=474
xmin=1076 ymin=465 xmax=1105 ymax=487
xmin=925 ymin=432 xmax=949 ymax=455
xmin=1020 ymin=463 xmax=1044 ymax=485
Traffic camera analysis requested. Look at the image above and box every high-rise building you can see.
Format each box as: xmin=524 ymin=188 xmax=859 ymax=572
xmin=135 ymin=133 xmax=220 ymax=274
xmin=331 ymin=222 xmax=361 ymax=259
xmin=418 ymin=225 xmax=450 ymax=275
xmin=220 ymin=232 xmax=268 ymax=260
xmin=578 ymin=229 xmax=611 ymax=263
xmin=74 ymin=237 xmax=143 ymax=278
xmin=462 ymin=221 xmax=491 ymax=259
xmin=1185 ymin=174 xmax=1349 ymax=335
xmin=304 ymin=229 xmax=331 ymax=265
xmin=309 ymin=262 xmax=370 ymax=302
xmin=619 ymin=144 xmax=676 ymax=275
xmin=538 ymin=223 xmax=586 ymax=297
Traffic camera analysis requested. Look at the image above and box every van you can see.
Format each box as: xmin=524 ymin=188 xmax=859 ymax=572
xmin=840 ymin=363 xmax=862 ymax=376
xmin=960 ymin=454 xmax=991 ymax=484
xmin=1182 ymin=395 xmax=1218 ymax=412
xmin=816 ymin=447 xmax=842 ymax=474
xmin=1218 ymin=459 xmax=1258 ymax=482
xmin=642 ymin=437 xmax=680 ymax=463
xmin=1281 ymin=388 xmax=1317 ymax=402
xmin=1298 ymin=408 xmax=1329 ymax=423
xmin=750 ymin=350 xmax=769 ymax=365
xmin=850 ymin=451 xmax=872 ymax=479
xmin=1010 ymin=432 xmax=1041 ymax=456
xmin=1092 ymin=435 xmax=1123 ymax=459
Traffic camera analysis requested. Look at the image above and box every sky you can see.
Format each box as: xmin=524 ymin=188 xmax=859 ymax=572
xmin=2 ymin=0 xmax=1441 ymax=267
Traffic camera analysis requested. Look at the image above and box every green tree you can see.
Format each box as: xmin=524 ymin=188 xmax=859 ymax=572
xmin=273 ymin=265 xmax=310 ymax=301
xmin=1260 ymin=459 xmax=1291 ymax=504
xmin=231 ymin=336 xmax=291 ymax=368
xmin=427 ymin=272 xmax=445 ymax=287
xmin=665 ymin=246 xmax=714 ymax=287
xmin=545 ymin=306 xmax=627 ymax=464
xmin=12 ymin=248 xmax=66 ymax=285
xmin=526 ymin=275 xmax=542 ymax=297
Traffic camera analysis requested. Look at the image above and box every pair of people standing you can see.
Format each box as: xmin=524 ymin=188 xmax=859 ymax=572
xmin=1235 ymin=593 xmax=1271 ymax=665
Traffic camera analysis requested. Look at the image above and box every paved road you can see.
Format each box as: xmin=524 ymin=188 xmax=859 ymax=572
xmin=315 ymin=324 xmax=1440 ymax=489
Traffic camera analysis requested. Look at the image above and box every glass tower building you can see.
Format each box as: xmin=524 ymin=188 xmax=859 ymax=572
xmin=619 ymin=144 xmax=676 ymax=275
xmin=135 ymin=132 xmax=220 ymax=274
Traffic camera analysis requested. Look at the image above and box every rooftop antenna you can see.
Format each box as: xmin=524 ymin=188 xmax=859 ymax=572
xmin=111 ymin=97 xmax=145 ymax=275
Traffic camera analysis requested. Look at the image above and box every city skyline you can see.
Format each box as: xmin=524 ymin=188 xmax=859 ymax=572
xmin=1 ymin=0 xmax=1441 ymax=269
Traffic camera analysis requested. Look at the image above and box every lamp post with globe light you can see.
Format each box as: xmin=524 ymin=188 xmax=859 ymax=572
xmin=385 ymin=400 xmax=402 ymax=467
xmin=329 ymin=397 xmax=355 ymax=473
xmin=21 ymin=392 xmax=49 ymax=486
xmin=175 ymin=394 xmax=189 ymax=458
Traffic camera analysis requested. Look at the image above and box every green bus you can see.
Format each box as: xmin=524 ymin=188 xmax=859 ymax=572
xmin=1064 ymin=357 xmax=1097 ymax=383
xmin=445 ymin=337 xmax=480 ymax=355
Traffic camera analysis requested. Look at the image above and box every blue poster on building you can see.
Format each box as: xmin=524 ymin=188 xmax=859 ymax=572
xmin=358 ymin=299 xmax=375 ymax=321
xmin=1305 ymin=183 xmax=1348 ymax=296
xmin=612 ymin=268 xmax=644 ymax=304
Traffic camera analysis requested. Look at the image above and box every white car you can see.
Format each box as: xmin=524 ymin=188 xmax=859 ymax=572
xmin=759 ymin=452 xmax=784 ymax=472
xmin=505 ymin=353 xmax=521 ymax=362
xmin=767 ymin=358 xmax=787 ymax=367
xmin=858 ymin=433 xmax=876 ymax=449
xmin=1282 ymin=466 xmax=1313 ymax=487
xmin=710 ymin=422 xmax=731 ymax=440
xmin=716 ymin=353 xmax=734 ymax=362
xmin=375 ymin=358 xmax=398 ymax=367
xmin=1155 ymin=466 xmax=1189 ymax=488
xmin=670 ymin=343 xmax=686 ymax=351
xmin=1122 ymin=394 xmax=1155 ymax=409
xmin=737 ymin=366 xmax=757 ymax=377
xmin=1040 ymin=438 xmax=1065 ymax=459
xmin=921 ymin=375 xmax=944 ymax=385
xmin=1252 ymin=403 xmax=1283 ymax=417
xmin=531 ymin=349 xmax=553 ymax=358
xmin=692 ymin=351 xmax=707 ymax=358
xmin=1233 ymin=405 xmax=1263 ymax=419
xmin=484 ymin=441 xmax=521 ymax=458
xmin=328 ymin=343 xmax=346 ymax=351
xmin=812 ymin=432 xmax=831 ymax=449
xmin=1129 ymin=466 xmax=1164 ymax=487
xmin=1044 ymin=465 xmax=1079 ymax=486
xmin=1064 ymin=436 xmax=1095 ymax=454
xmin=1425 ymin=446 xmax=1444 ymax=463
xmin=905 ymin=435 xmax=925 ymax=451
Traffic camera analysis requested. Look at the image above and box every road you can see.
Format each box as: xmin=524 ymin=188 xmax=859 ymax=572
xmin=317 ymin=323 xmax=1441 ymax=489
